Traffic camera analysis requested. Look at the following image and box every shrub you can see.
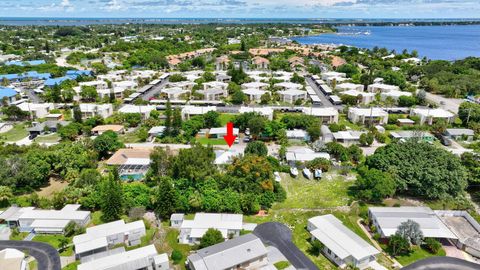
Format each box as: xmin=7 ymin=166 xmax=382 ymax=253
xmin=423 ymin=238 xmax=441 ymax=254
xmin=171 ymin=249 xmax=183 ymax=264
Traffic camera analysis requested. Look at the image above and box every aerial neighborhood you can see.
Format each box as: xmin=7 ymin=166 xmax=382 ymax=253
xmin=0 ymin=20 xmax=479 ymax=270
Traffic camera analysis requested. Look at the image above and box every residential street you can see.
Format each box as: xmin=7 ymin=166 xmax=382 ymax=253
xmin=425 ymin=92 xmax=463 ymax=113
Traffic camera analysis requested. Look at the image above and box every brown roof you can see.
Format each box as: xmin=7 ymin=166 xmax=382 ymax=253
xmin=91 ymin=125 xmax=124 ymax=133
xmin=106 ymin=148 xmax=152 ymax=165
xmin=252 ymin=56 xmax=270 ymax=65
xmin=331 ymin=56 xmax=347 ymax=68
xmin=216 ymin=55 xmax=230 ymax=64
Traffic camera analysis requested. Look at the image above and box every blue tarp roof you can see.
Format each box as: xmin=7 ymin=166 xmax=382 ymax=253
xmin=4 ymin=60 xmax=46 ymax=66
xmin=0 ymin=87 xmax=18 ymax=98
xmin=0 ymin=71 xmax=51 ymax=81
xmin=66 ymin=70 xmax=92 ymax=77
xmin=44 ymin=76 xmax=72 ymax=87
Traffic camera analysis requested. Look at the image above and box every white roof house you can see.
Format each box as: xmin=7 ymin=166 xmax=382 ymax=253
xmin=148 ymin=126 xmax=166 ymax=138
xmin=0 ymin=204 xmax=90 ymax=234
xmin=369 ymin=207 xmax=458 ymax=239
xmin=73 ymin=220 xmax=146 ymax=258
xmin=181 ymin=106 xmax=217 ymax=120
xmin=77 ymin=245 xmax=169 ymax=270
xmin=241 ymin=82 xmax=269 ymax=90
xmin=167 ymin=81 xmax=196 ymax=90
xmin=161 ymin=87 xmax=190 ymax=100
xmin=380 ymin=90 xmax=412 ymax=101
xmin=285 ymin=149 xmax=330 ymax=163
xmin=321 ymin=71 xmax=346 ymax=81
xmin=286 ymin=129 xmax=309 ymax=141
xmin=203 ymin=81 xmax=228 ymax=90
xmin=341 ymin=90 xmax=375 ymax=104
xmin=17 ymin=102 xmax=54 ymax=119
xmin=348 ymin=107 xmax=388 ymax=125
xmin=214 ymin=149 xmax=243 ymax=165
xmin=238 ymin=106 xmax=273 ymax=120
xmin=187 ymin=234 xmax=269 ymax=270
xmin=79 ymin=80 xmax=108 ymax=90
xmin=118 ymin=105 xmax=156 ymax=119
xmin=274 ymin=82 xmax=302 ymax=90
xmin=278 ymin=89 xmax=307 ymax=104
xmin=0 ymin=248 xmax=26 ymax=270
xmin=197 ymin=88 xmax=228 ymax=101
xmin=179 ymin=213 xmax=243 ymax=244
xmin=410 ymin=108 xmax=455 ymax=125
xmin=242 ymin=88 xmax=266 ymax=102
xmin=367 ymin=83 xmax=400 ymax=93
xmin=308 ymin=215 xmax=379 ymax=269
xmin=79 ymin=103 xmax=113 ymax=119
xmin=208 ymin=127 xmax=239 ymax=137
xmin=336 ymin=83 xmax=364 ymax=92
xmin=332 ymin=131 xmax=367 ymax=145
xmin=112 ymin=80 xmax=137 ymax=90
xmin=302 ymin=107 xmax=339 ymax=124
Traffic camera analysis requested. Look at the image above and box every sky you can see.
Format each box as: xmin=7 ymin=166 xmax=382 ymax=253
xmin=1 ymin=0 xmax=480 ymax=18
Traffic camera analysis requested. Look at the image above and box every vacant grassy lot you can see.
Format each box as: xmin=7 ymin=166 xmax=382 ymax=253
xmin=272 ymin=173 xmax=353 ymax=210
xmin=196 ymin=137 xmax=227 ymax=145
xmin=219 ymin=114 xmax=237 ymax=126
xmin=156 ymin=228 xmax=192 ymax=270
xmin=34 ymin=133 xmax=61 ymax=143
xmin=0 ymin=124 xmax=28 ymax=142
xmin=32 ymin=234 xmax=73 ymax=256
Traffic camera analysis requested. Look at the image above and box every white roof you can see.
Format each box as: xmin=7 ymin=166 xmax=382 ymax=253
xmin=162 ymin=87 xmax=189 ymax=95
xmin=278 ymin=89 xmax=306 ymax=96
xmin=209 ymin=127 xmax=239 ymax=136
xmin=118 ymin=105 xmax=156 ymax=114
xmin=336 ymin=83 xmax=363 ymax=91
xmin=77 ymin=245 xmax=160 ymax=270
xmin=381 ymin=90 xmax=412 ymax=98
xmin=369 ymin=207 xmax=458 ymax=239
xmin=286 ymin=129 xmax=308 ymax=138
xmin=29 ymin=219 xmax=70 ymax=229
xmin=17 ymin=102 xmax=53 ymax=111
xmin=74 ymin=236 xmax=108 ymax=254
xmin=397 ymin=118 xmax=415 ymax=124
xmin=286 ymin=151 xmax=330 ymax=162
xmin=302 ymin=107 xmax=338 ymax=117
xmin=203 ymin=81 xmax=228 ymax=88
xmin=148 ymin=126 xmax=166 ymax=134
xmin=275 ymin=82 xmax=302 ymax=89
xmin=238 ymin=106 xmax=273 ymax=117
xmin=242 ymin=82 xmax=268 ymax=88
xmin=17 ymin=204 xmax=89 ymax=222
xmin=411 ymin=108 xmax=454 ymax=118
xmin=368 ymin=83 xmax=400 ymax=92
xmin=214 ymin=150 xmax=242 ymax=165
xmin=349 ymin=107 xmax=388 ymax=117
xmin=322 ymin=71 xmax=346 ymax=78
xmin=342 ymin=90 xmax=375 ymax=97
xmin=125 ymin=158 xmax=151 ymax=165
xmin=242 ymin=88 xmax=266 ymax=95
xmin=168 ymin=81 xmax=195 ymax=88
xmin=309 ymin=214 xmax=379 ymax=260
xmin=79 ymin=103 xmax=112 ymax=112
xmin=180 ymin=213 xmax=243 ymax=232
xmin=182 ymin=106 xmax=216 ymax=115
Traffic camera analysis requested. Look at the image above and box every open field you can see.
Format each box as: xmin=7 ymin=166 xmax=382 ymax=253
xmin=0 ymin=124 xmax=28 ymax=142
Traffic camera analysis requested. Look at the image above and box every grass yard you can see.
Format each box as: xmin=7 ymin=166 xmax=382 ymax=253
xmin=219 ymin=114 xmax=237 ymax=126
xmin=272 ymin=173 xmax=353 ymax=210
xmin=0 ymin=124 xmax=28 ymax=142
xmin=9 ymin=231 xmax=29 ymax=241
xmin=126 ymin=226 xmax=157 ymax=251
xmin=196 ymin=137 xmax=227 ymax=145
xmin=156 ymin=228 xmax=192 ymax=270
xmin=29 ymin=260 xmax=38 ymax=270
xmin=34 ymin=133 xmax=61 ymax=143
xmin=32 ymin=234 xmax=73 ymax=256
xmin=119 ymin=130 xmax=145 ymax=143
xmin=62 ymin=261 xmax=80 ymax=270
xmin=390 ymin=245 xmax=446 ymax=266
xmin=338 ymin=114 xmax=364 ymax=131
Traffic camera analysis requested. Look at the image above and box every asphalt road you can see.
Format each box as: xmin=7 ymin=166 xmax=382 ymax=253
xmin=0 ymin=240 xmax=61 ymax=270
xmin=401 ymin=256 xmax=480 ymax=270
xmin=253 ymin=222 xmax=319 ymax=270
xmin=305 ymin=76 xmax=334 ymax=108
xmin=424 ymin=92 xmax=463 ymax=114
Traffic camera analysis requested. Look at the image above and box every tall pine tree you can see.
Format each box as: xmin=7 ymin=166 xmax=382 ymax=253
xmin=99 ymin=170 xmax=124 ymax=222
xmin=172 ymin=108 xmax=182 ymax=137
xmin=164 ymin=100 xmax=172 ymax=137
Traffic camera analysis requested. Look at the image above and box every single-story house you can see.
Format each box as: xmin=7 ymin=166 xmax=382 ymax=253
xmin=332 ymin=131 xmax=367 ymax=145
xmin=444 ymin=129 xmax=475 ymax=141
xmin=302 ymin=107 xmax=339 ymax=124
xmin=118 ymin=105 xmax=156 ymax=119
xmin=170 ymin=214 xmax=185 ymax=228
xmin=148 ymin=126 xmax=166 ymax=139
xmin=238 ymin=106 xmax=273 ymax=120
xmin=0 ymin=204 xmax=91 ymax=234
xmin=397 ymin=118 xmax=415 ymax=126
xmin=214 ymin=149 xmax=243 ymax=165
xmin=368 ymin=207 xmax=458 ymax=239
xmin=17 ymin=102 xmax=54 ymax=119
xmin=187 ymin=234 xmax=269 ymax=270
xmin=79 ymin=103 xmax=113 ymax=119
xmin=77 ymin=245 xmax=169 ymax=270
xmin=390 ymin=130 xmax=435 ymax=142
xmin=179 ymin=213 xmax=244 ymax=245
xmin=27 ymin=120 xmax=70 ymax=138
xmin=208 ymin=127 xmax=239 ymax=138
xmin=380 ymin=90 xmax=412 ymax=101
xmin=197 ymin=88 xmax=228 ymax=101
xmin=367 ymin=83 xmax=400 ymax=93
xmin=91 ymin=125 xmax=125 ymax=135
xmin=0 ymin=87 xmax=18 ymax=105
xmin=321 ymin=71 xmax=346 ymax=82
xmin=106 ymin=148 xmax=152 ymax=180
xmin=308 ymin=214 xmax=380 ymax=269
xmin=181 ymin=106 xmax=217 ymax=120
xmin=336 ymin=83 xmax=364 ymax=92
xmin=0 ymin=248 xmax=27 ymax=270
xmin=242 ymin=82 xmax=269 ymax=90
xmin=161 ymin=87 xmax=190 ymax=100
xmin=410 ymin=108 xmax=455 ymax=125
xmin=242 ymin=88 xmax=266 ymax=102
xmin=73 ymin=219 xmax=146 ymax=259
xmin=286 ymin=129 xmax=310 ymax=141
xmin=203 ymin=81 xmax=228 ymax=91
xmin=274 ymin=82 xmax=303 ymax=90
xmin=341 ymin=90 xmax=375 ymax=105
xmin=348 ymin=108 xmax=389 ymax=125
xmin=278 ymin=89 xmax=307 ymax=104
xmin=285 ymin=148 xmax=330 ymax=165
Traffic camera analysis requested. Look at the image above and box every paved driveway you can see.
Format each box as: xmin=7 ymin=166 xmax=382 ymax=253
xmin=0 ymin=240 xmax=61 ymax=270
xmin=253 ymin=222 xmax=319 ymax=270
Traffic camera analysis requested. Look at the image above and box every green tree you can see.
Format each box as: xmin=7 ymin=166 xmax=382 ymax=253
xmin=306 ymin=158 xmax=331 ymax=172
xmin=203 ymin=111 xmax=220 ymax=128
xmin=396 ymin=219 xmax=423 ymax=245
xmin=231 ymin=90 xmax=246 ymax=105
xmin=244 ymin=141 xmax=268 ymax=157
xmin=164 ymin=100 xmax=172 ymax=136
xmin=154 ymin=177 xmax=178 ymax=219
xmin=99 ymin=171 xmax=124 ymax=222
xmin=247 ymin=116 xmax=266 ymax=139
xmin=93 ymin=130 xmax=124 ymax=159
xmin=80 ymin=85 xmax=98 ymax=102
xmin=0 ymin=186 xmax=13 ymax=207
xmin=423 ymin=238 xmax=441 ymax=254
xmin=199 ymin=228 xmax=224 ymax=248
xmin=307 ymin=124 xmax=321 ymax=142
xmin=73 ymin=105 xmax=82 ymax=123
xmin=388 ymin=234 xmax=411 ymax=256
xmin=354 ymin=167 xmax=396 ymax=202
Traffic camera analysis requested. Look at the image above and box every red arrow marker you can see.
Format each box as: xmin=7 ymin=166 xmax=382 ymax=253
xmin=223 ymin=122 xmax=237 ymax=147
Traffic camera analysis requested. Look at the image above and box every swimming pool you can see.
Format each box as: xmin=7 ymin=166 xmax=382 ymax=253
xmin=120 ymin=174 xmax=144 ymax=181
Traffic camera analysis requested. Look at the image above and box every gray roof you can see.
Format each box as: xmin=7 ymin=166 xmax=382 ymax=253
xmin=188 ymin=234 xmax=267 ymax=270
xmin=28 ymin=121 xmax=70 ymax=132
xmin=390 ymin=130 xmax=433 ymax=139
xmin=445 ymin=128 xmax=475 ymax=136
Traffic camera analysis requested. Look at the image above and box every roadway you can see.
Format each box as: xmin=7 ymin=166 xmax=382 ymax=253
xmin=424 ymin=92 xmax=463 ymax=113
xmin=0 ymin=240 xmax=61 ymax=270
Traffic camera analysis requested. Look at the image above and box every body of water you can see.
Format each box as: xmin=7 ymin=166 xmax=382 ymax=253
xmin=293 ymin=25 xmax=480 ymax=60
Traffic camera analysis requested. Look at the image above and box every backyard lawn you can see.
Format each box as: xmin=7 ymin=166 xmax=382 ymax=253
xmin=0 ymin=124 xmax=28 ymax=142
xmin=272 ymin=173 xmax=353 ymax=210
xmin=382 ymin=244 xmax=446 ymax=266
xmin=156 ymin=228 xmax=192 ymax=270
xmin=34 ymin=133 xmax=61 ymax=143
xmin=219 ymin=113 xmax=237 ymax=126
xmin=32 ymin=234 xmax=74 ymax=256
xmin=195 ymin=137 xmax=227 ymax=145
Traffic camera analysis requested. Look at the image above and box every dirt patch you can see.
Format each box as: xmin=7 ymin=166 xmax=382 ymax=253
xmin=36 ymin=178 xmax=69 ymax=197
